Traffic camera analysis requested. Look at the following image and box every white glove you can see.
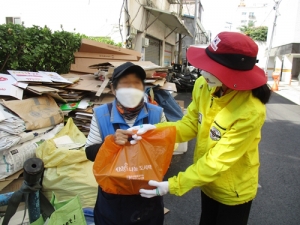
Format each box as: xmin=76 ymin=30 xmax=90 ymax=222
xmin=127 ymin=124 xmax=156 ymax=144
xmin=139 ymin=180 xmax=169 ymax=198
xmin=127 ymin=124 xmax=156 ymax=135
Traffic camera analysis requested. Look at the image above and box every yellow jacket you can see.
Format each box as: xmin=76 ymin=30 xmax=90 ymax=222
xmin=156 ymin=76 xmax=266 ymax=205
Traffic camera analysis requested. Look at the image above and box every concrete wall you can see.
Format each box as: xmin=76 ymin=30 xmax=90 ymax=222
xmin=129 ymin=0 xmax=177 ymax=45
xmin=181 ymin=17 xmax=194 ymax=62
xmin=264 ymin=0 xmax=300 ymax=79
xmin=268 ymin=0 xmax=300 ymax=48
xmin=128 ymin=0 xmax=178 ymax=65
xmin=281 ymin=55 xmax=293 ymax=84
xmin=255 ymin=41 xmax=267 ymax=69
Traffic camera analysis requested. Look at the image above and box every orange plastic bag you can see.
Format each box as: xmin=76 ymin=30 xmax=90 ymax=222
xmin=93 ymin=126 xmax=176 ymax=195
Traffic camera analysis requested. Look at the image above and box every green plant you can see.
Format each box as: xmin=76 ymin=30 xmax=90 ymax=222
xmin=0 ymin=23 xmax=82 ymax=73
xmin=239 ymin=25 xmax=268 ymax=42
xmin=0 ymin=24 xmax=122 ymax=74
xmin=80 ymin=34 xmax=122 ymax=47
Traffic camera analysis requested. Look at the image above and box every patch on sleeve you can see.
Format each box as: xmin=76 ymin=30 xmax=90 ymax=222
xmin=210 ymin=126 xmax=221 ymax=141
xmin=198 ymin=113 xmax=203 ymax=124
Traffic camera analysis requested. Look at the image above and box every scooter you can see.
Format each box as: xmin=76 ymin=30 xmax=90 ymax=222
xmin=169 ymin=65 xmax=201 ymax=92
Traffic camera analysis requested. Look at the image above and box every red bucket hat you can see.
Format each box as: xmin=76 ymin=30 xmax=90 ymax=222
xmin=187 ymin=32 xmax=267 ymax=90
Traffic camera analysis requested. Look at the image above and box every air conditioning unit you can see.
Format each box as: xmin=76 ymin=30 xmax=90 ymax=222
xmin=142 ymin=38 xmax=149 ymax=48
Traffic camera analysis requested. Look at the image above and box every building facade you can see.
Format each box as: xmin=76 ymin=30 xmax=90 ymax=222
xmin=225 ymin=0 xmax=300 ymax=82
xmin=234 ymin=0 xmax=271 ymax=31
xmin=2 ymin=0 xmax=209 ymax=67
xmin=181 ymin=0 xmax=209 ymax=65
xmin=265 ymin=0 xmax=300 ymax=83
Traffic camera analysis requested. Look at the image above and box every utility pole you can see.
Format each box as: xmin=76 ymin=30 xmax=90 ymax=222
xmin=193 ymin=0 xmax=198 ymax=44
xmin=177 ymin=0 xmax=183 ymax=64
xmin=264 ymin=0 xmax=282 ymax=73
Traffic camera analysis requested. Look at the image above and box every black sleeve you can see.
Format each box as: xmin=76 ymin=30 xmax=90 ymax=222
xmin=85 ymin=143 xmax=102 ymax=162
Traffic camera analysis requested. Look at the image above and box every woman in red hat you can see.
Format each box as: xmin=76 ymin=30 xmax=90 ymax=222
xmin=136 ymin=32 xmax=271 ymax=225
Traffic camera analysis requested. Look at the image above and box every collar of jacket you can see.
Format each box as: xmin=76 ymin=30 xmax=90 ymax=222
xmin=210 ymin=86 xmax=250 ymax=107
xmin=110 ymin=100 xmax=149 ymax=124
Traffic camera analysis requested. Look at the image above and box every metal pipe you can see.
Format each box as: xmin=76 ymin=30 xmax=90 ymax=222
xmin=0 ymin=192 xmax=14 ymax=207
xmin=1 ymin=158 xmax=44 ymax=225
xmin=23 ymin=157 xmax=44 ymax=223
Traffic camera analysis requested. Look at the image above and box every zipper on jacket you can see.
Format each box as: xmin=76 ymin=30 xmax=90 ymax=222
xmin=210 ymin=97 xmax=214 ymax=108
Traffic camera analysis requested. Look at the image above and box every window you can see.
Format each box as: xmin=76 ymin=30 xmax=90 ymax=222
xmin=6 ymin=17 xmax=22 ymax=25
xmin=249 ymin=12 xmax=255 ymax=19
xmin=242 ymin=12 xmax=247 ymax=15
xmin=241 ymin=20 xmax=247 ymax=24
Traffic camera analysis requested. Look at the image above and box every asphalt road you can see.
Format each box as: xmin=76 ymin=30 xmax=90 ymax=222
xmin=163 ymin=91 xmax=300 ymax=225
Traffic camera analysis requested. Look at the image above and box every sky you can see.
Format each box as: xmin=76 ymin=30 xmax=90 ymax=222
xmin=2 ymin=0 xmax=274 ymax=43
xmin=200 ymin=0 xmax=241 ymax=37
xmin=200 ymin=0 xmax=274 ymax=38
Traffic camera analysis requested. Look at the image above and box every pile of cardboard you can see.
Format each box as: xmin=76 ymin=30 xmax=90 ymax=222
xmin=0 ymin=39 xmax=177 ymax=135
xmin=69 ymin=38 xmax=175 ymax=94
xmin=0 ymin=40 xmax=184 ymax=207
xmin=70 ymin=39 xmax=141 ymax=74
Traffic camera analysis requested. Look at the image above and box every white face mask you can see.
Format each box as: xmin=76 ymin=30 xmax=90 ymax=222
xmin=201 ymin=71 xmax=222 ymax=87
xmin=116 ymin=88 xmax=144 ymax=108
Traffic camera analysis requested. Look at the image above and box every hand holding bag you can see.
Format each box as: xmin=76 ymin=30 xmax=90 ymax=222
xmin=93 ymin=126 xmax=176 ymax=195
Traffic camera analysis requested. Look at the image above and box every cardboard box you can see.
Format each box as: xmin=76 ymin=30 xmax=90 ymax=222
xmin=59 ymin=73 xmax=82 ymax=83
xmin=74 ymin=52 xmax=139 ymax=61
xmin=0 ymin=177 xmax=23 ymax=194
xmin=93 ymin=93 xmax=115 ymax=105
xmin=26 ymin=85 xmax=60 ymax=95
xmin=75 ymin=58 xmax=130 ymax=68
xmin=159 ymin=82 xmax=177 ymax=92
xmin=70 ymin=64 xmax=98 ymax=74
xmin=108 ymin=68 xmax=156 ymax=78
xmin=79 ymin=39 xmax=141 ymax=59
xmin=0 ymin=170 xmax=23 ymax=193
xmin=90 ymin=61 xmax=162 ymax=70
xmin=66 ymin=74 xmax=110 ymax=93
xmin=145 ymin=78 xmax=166 ymax=87
xmin=90 ymin=61 xmax=162 ymax=78
xmin=7 ymin=70 xmax=52 ymax=83
xmin=38 ymin=71 xmax=72 ymax=84
xmin=1 ymin=95 xmax=64 ymax=130
xmin=0 ymin=74 xmax=24 ymax=100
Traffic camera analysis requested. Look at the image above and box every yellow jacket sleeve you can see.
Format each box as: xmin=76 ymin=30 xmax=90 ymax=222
xmin=168 ymin=109 xmax=265 ymax=196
